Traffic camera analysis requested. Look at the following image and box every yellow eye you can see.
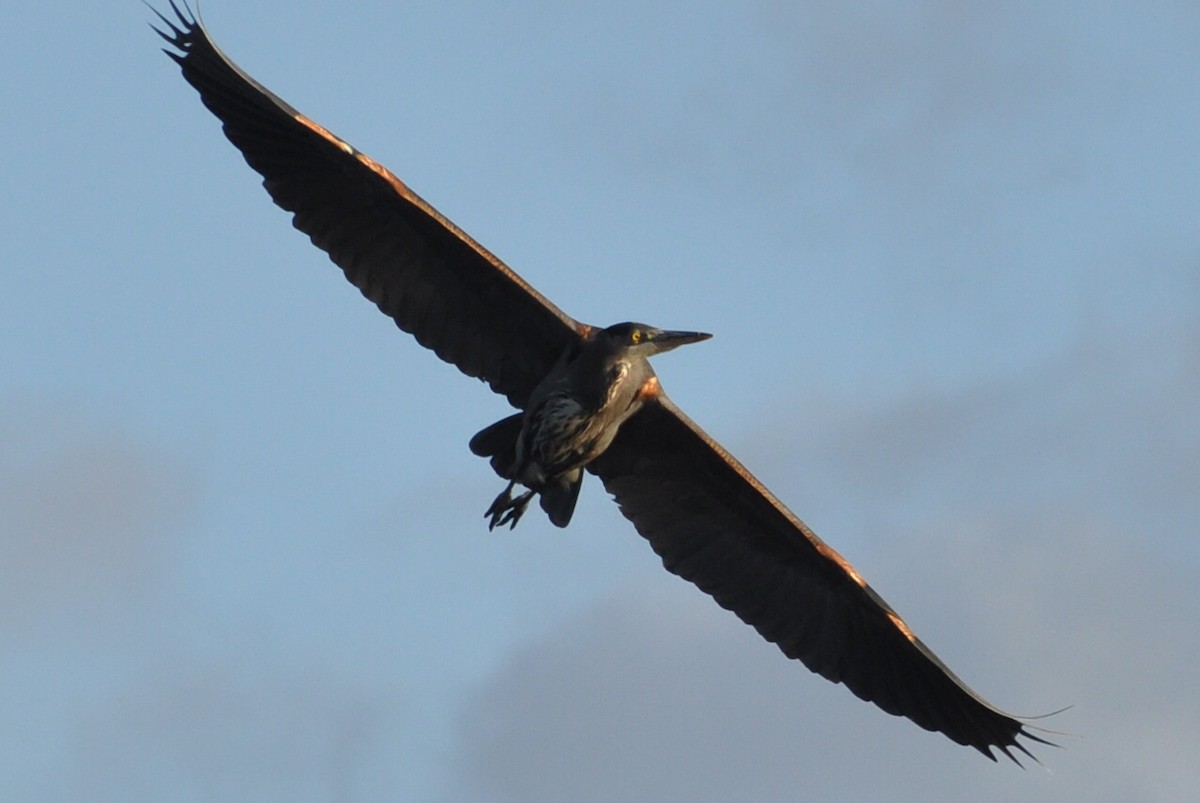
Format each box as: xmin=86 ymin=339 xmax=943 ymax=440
xmin=631 ymin=329 xmax=642 ymax=344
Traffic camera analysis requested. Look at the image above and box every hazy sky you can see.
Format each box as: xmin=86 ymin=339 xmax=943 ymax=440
xmin=3 ymin=2 xmax=1198 ymax=800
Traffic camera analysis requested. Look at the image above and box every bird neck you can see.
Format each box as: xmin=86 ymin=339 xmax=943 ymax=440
xmin=560 ymin=341 xmax=630 ymax=410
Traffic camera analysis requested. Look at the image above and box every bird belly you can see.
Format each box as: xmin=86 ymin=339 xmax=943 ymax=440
xmin=517 ymin=396 xmax=617 ymax=483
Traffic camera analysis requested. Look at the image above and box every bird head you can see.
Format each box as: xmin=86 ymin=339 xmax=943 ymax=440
xmin=602 ymin=322 xmax=712 ymax=357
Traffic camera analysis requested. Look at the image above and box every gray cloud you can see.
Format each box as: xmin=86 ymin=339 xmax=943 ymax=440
xmin=798 ymin=323 xmax=1200 ymax=543
xmin=450 ymin=516 xmax=1197 ymax=802
xmin=58 ymin=660 xmax=403 ymax=803
xmin=0 ymin=398 xmax=196 ymax=634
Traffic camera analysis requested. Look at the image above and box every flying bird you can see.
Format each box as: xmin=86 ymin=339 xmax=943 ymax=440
xmin=153 ymin=2 xmax=1051 ymax=763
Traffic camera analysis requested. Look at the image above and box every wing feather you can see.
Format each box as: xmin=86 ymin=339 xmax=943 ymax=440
xmin=155 ymin=1 xmax=584 ymax=406
xmin=590 ymin=396 xmax=1048 ymax=761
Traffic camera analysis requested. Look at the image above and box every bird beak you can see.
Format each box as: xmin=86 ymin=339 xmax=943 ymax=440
xmin=648 ymin=329 xmax=712 ymax=355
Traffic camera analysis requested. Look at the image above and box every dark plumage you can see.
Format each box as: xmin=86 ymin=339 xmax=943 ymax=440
xmin=154 ymin=1 xmax=1053 ymax=763
xmin=474 ymin=323 xmax=711 ymax=530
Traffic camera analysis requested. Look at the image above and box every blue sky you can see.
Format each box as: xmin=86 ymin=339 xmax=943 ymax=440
xmin=3 ymin=2 xmax=1198 ymax=800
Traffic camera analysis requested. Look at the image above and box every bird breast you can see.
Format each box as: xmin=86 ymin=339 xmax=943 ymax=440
xmin=524 ymin=362 xmax=636 ymax=475
xmin=526 ymin=395 xmax=594 ymax=471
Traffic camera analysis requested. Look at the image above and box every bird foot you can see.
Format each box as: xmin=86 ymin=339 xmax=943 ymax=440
xmin=485 ymin=482 xmax=535 ymax=530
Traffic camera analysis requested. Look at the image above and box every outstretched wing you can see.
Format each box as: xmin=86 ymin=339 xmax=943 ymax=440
xmin=156 ymin=2 xmax=1050 ymax=762
xmin=154 ymin=1 xmax=585 ymax=407
xmin=590 ymin=396 xmax=1050 ymax=762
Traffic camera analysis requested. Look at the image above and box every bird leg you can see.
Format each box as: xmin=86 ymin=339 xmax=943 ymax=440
xmin=485 ymin=481 xmax=535 ymax=530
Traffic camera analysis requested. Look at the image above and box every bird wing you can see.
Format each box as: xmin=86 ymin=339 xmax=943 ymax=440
xmin=156 ymin=2 xmax=1051 ymax=762
xmin=589 ymin=395 xmax=1048 ymax=762
xmin=154 ymin=2 xmax=585 ymax=407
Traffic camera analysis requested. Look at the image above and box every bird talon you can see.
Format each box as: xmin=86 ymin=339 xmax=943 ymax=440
xmin=485 ymin=483 xmax=533 ymax=530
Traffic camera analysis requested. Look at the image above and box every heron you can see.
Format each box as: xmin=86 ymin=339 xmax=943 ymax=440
xmin=153 ymin=2 xmax=1053 ymax=763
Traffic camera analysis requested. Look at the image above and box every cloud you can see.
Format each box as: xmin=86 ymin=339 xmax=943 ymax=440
xmin=449 ymin=513 xmax=1198 ymax=802
xmin=0 ymin=397 xmax=196 ymax=635
xmin=57 ymin=659 xmax=403 ymax=803
xmin=800 ymin=322 xmax=1200 ymax=546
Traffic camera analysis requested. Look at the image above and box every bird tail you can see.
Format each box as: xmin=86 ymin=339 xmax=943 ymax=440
xmin=539 ymin=469 xmax=583 ymax=527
